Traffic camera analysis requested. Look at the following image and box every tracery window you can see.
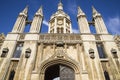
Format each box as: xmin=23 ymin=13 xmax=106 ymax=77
xmin=96 ymin=43 xmax=107 ymax=58
xmin=13 ymin=43 xmax=23 ymax=58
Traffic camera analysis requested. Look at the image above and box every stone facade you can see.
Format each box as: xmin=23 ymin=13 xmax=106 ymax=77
xmin=0 ymin=33 xmax=5 ymax=49
xmin=0 ymin=1 xmax=120 ymax=80
xmin=114 ymin=35 xmax=120 ymax=51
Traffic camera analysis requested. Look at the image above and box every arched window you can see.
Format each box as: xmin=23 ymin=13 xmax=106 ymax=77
xmin=8 ymin=70 xmax=15 ymax=80
xmin=13 ymin=43 xmax=23 ymax=58
xmin=96 ymin=43 xmax=107 ymax=58
xmin=61 ymin=28 xmax=63 ymax=33
xmin=104 ymin=70 xmax=110 ymax=80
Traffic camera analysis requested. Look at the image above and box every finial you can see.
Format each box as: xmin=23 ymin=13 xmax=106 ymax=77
xmin=92 ymin=6 xmax=98 ymax=14
xmin=37 ymin=6 xmax=43 ymax=14
xmin=78 ymin=6 xmax=83 ymax=14
xmin=35 ymin=6 xmax=43 ymax=16
xmin=22 ymin=5 xmax=28 ymax=14
xmin=77 ymin=6 xmax=85 ymax=16
xmin=58 ymin=0 xmax=63 ymax=10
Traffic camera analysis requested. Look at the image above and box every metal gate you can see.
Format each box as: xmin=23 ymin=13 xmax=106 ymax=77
xmin=60 ymin=65 xmax=75 ymax=80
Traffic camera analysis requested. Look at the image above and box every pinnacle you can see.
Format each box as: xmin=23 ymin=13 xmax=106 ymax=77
xmin=36 ymin=6 xmax=43 ymax=15
xmin=58 ymin=0 xmax=63 ymax=10
xmin=22 ymin=5 xmax=28 ymax=14
xmin=78 ymin=6 xmax=83 ymax=14
xmin=77 ymin=6 xmax=85 ymax=16
xmin=92 ymin=6 xmax=98 ymax=14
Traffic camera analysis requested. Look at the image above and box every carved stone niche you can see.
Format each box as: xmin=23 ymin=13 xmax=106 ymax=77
xmin=111 ymin=48 xmax=117 ymax=54
xmin=56 ymin=49 xmax=65 ymax=58
xmin=1 ymin=47 xmax=9 ymax=57
xmin=111 ymin=48 xmax=118 ymax=58
xmin=89 ymin=48 xmax=95 ymax=59
xmin=56 ymin=41 xmax=64 ymax=47
xmin=25 ymin=48 xmax=31 ymax=58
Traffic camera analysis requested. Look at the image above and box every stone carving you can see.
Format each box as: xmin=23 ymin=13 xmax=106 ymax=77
xmin=89 ymin=48 xmax=95 ymax=59
xmin=114 ymin=35 xmax=120 ymax=51
xmin=55 ymin=49 xmax=65 ymax=58
xmin=19 ymin=34 xmax=25 ymax=40
xmin=95 ymin=35 xmax=101 ymax=40
xmin=111 ymin=48 xmax=117 ymax=54
xmin=0 ymin=33 xmax=5 ymax=46
xmin=25 ymin=48 xmax=31 ymax=58
xmin=1 ymin=47 xmax=9 ymax=57
xmin=39 ymin=34 xmax=81 ymax=43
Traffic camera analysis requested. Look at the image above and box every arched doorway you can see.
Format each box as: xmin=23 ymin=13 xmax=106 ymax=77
xmin=45 ymin=64 xmax=75 ymax=80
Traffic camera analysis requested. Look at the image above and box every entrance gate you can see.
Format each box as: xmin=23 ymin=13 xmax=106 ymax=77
xmin=45 ymin=64 xmax=75 ymax=80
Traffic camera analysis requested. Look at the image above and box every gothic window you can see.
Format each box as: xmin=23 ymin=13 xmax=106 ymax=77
xmin=13 ymin=43 xmax=23 ymax=58
xmin=6 ymin=61 xmax=18 ymax=80
xmin=8 ymin=70 xmax=15 ymax=80
xmin=104 ymin=71 xmax=110 ymax=80
xmin=101 ymin=62 xmax=110 ymax=80
xmin=97 ymin=43 xmax=106 ymax=58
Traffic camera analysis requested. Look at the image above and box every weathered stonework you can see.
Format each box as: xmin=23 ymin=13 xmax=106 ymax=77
xmin=0 ymin=33 xmax=5 ymax=49
xmin=0 ymin=1 xmax=120 ymax=80
xmin=114 ymin=35 xmax=120 ymax=51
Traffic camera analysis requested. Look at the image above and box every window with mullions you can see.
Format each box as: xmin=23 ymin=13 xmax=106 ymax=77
xmin=97 ymin=43 xmax=107 ymax=58
xmin=13 ymin=43 xmax=23 ymax=58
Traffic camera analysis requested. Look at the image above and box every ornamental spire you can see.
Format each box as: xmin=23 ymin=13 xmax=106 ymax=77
xmin=92 ymin=6 xmax=98 ymax=14
xmin=58 ymin=0 xmax=63 ymax=10
xmin=21 ymin=5 xmax=28 ymax=14
xmin=77 ymin=6 xmax=85 ymax=17
xmin=78 ymin=6 xmax=83 ymax=14
xmin=36 ymin=6 xmax=43 ymax=16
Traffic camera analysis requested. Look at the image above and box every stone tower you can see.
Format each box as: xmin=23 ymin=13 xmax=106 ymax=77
xmin=48 ymin=1 xmax=72 ymax=33
xmin=0 ymin=1 xmax=120 ymax=80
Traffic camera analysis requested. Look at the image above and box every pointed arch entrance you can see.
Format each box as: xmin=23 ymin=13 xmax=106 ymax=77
xmin=39 ymin=58 xmax=81 ymax=80
xmin=45 ymin=64 xmax=75 ymax=80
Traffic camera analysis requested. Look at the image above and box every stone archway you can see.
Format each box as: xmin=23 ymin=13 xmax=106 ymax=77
xmin=45 ymin=64 xmax=75 ymax=80
xmin=38 ymin=49 xmax=81 ymax=80
xmin=39 ymin=58 xmax=81 ymax=80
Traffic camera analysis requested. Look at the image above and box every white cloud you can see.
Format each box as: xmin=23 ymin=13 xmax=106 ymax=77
xmin=72 ymin=28 xmax=79 ymax=33
xmin=106 ymin=16 xmax=120 ymax=34
xmin=43 ymin=20 xmax=49 ymax=26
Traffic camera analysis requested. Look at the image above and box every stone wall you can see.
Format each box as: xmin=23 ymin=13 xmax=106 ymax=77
xmin=114 ymin=35 xmax=120 ymax=51
xmin=0 ymin=33 xmax=5 ymax=49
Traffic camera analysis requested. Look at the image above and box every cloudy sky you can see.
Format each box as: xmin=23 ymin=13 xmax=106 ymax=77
xmin=0 ymin=0 xmax=120 ymax=35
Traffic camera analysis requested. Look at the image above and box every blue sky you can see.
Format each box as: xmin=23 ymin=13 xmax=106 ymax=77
xmin=0 ymin=0 xmax=120 ymax=35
